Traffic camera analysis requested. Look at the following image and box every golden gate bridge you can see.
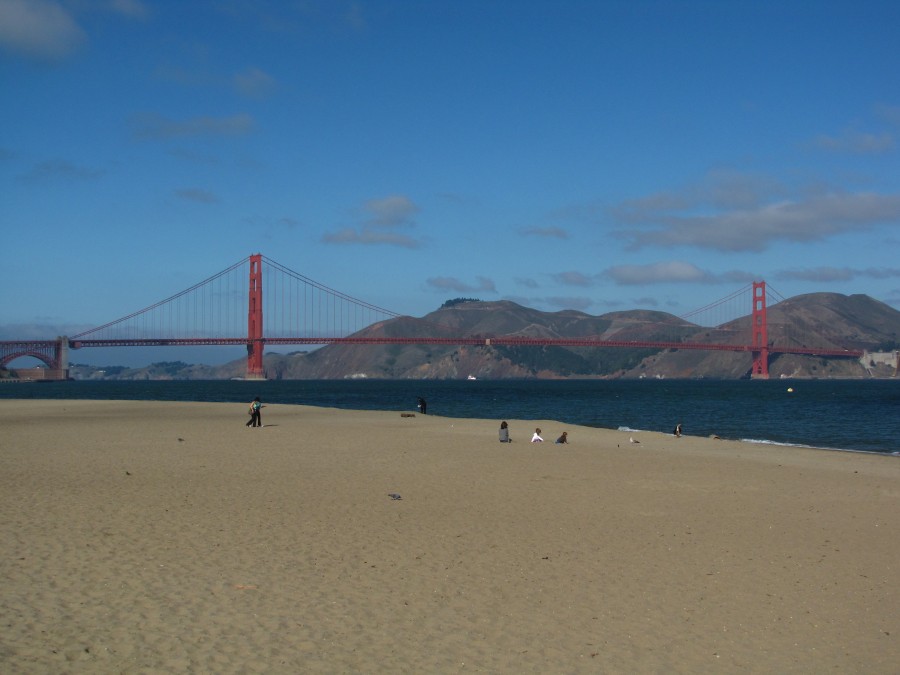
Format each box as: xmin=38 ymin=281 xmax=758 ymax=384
xmin=1 ymin=253 xmax=865 ymax=381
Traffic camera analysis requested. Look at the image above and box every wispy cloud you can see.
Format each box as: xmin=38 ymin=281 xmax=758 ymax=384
xmin=234 ymin=67 xmax=276 ymax=98
xmin=363 ymin=194 xmax=419 ymax=226
xmin=812 ymin=130 xmax=894 ymax=154
xmin=613 ymin=187 xmax=900 ymax=253
xmin=175 ymin=188 xmax=218 ymax=204
xmin=322 ymin=227 xmax=421 ymax=249
xmin=0 ymin=0 xmax=149 ymax=62
xmin=323 ymin=194 xmax=424 ymax=248
xmin=18 ymin=159 xmax=104 ymax=182
xmin=167 ymin=148 xmax=221 ymax=164
xmin=426 ymin=276 xmax=496 ymax=293
xmin=109 ymin=0 xmax=150 ymax=20
xmin=344 ymin=1 xmax=366 ymax=31
xmin=775 ymin=266 xmax=900 ymax=282
xmin=131 ymin=113 xmax=255 ymax=139
xmin=0 ymin=0 xmax=86 ymax=61
xmin=552 ymin=271 xmax=596 ymax=287
xmin=604 ymin=261 xmax=711 ymax=285
xmin=876 ymin=104 xmax=900 ymax=127
xmin=602 ymin=261 xmax=756 ymax=285
xmin=521 ymin=226 xmax=569 ymax=239
xmin=544 ymin=296 xmax=593 ymax=311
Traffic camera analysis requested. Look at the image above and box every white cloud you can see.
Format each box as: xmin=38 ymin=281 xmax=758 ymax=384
xmin=614 ymin=192 xmax=900 ymax=253
xmin=0 ymin=0 xmax=86 ymax=61
xmin=604 ymin=261 xmax=711 ymax=285
xmin=322 ymin=194 xmax=423 ymax=248
xmin=363 ymin=195 xmax=419 ymax=227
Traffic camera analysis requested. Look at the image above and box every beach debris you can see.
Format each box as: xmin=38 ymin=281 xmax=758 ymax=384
xmin=388 ymin=493 xmax=402 ymax=500
xmin=629 ymin=436 xmax=640 ymax=444
xmin=177 ymin=437 xmax=184 ymax=442
xmin=400 ymin=413 xmax=416 ymax=417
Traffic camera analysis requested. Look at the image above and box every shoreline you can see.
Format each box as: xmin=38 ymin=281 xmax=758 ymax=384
xmin=2 ymin=399 xmax=898 ymax=673
xmin=0 ymin=379 xmax=896 ymax=457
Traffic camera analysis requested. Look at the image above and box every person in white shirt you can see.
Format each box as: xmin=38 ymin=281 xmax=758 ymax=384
xmin=531 ymin=428 xmax=544 ymax=443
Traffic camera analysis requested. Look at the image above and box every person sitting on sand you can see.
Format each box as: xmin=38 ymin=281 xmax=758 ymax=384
xmin=531 ymin=428 xmax=544 ymax=443
xmin=499 ymin=421 xmax=511 ymax=443
xmin=555 ymin=431 xmax=568 ymax=444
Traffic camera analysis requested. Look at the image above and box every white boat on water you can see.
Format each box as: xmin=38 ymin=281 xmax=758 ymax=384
xmin=467 ymin=375 xmax=477 ymax=380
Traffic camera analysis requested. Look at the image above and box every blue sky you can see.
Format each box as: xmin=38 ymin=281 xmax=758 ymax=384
xmin=2 ymin=0 xmax=900 ymax=366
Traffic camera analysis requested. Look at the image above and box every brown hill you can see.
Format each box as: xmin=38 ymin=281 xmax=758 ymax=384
xmin=259 ymin=292 xmax=899 ymax=380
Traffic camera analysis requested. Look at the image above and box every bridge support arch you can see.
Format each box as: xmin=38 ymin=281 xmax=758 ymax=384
xmin=750 ymin=281 xmax=769 ymax=379
xmin=0 ymin=337 xmax=69 ymax=380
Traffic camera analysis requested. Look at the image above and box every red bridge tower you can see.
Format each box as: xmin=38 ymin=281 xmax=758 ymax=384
xmin=246 ymin=253 xmax=265 ymax=379
xmin=750 ymin=281 xmax=769 ymax=378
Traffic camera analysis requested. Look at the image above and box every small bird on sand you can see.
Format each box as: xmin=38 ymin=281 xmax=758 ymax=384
xmin=629 ymin=436 xmax=640 ymax=444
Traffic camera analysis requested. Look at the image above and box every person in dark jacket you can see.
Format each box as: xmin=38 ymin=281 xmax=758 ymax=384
xmin=246 ymin=396 xmax=263 ymax=427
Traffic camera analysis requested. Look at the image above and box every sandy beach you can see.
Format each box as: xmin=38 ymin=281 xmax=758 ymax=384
xmin=1 ymin=399 xmax=897 ymax=673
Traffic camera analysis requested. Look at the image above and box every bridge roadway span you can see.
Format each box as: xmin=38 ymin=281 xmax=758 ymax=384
xmin=65 ymin=336 xmax=862 ymax=358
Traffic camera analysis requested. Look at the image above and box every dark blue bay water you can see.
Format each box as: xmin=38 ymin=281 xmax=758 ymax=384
xmin=2 ymin=379 xmax=898 ymax=456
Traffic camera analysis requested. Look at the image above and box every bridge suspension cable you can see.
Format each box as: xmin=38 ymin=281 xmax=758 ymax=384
xmin=71 ymin=257 xmax=249 ymax=340
xmin=69 ymin=255 xmax=405 ymax=345
xmin=679 ymin=283 xmax=754 ymax=327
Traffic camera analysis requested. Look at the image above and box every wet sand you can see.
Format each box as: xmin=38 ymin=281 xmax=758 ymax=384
xmin=1 ymin=399 xmax=897 ymax=673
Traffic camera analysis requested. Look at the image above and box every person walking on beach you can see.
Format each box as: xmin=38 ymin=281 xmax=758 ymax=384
xmin=531 ymin=428 xmax=544 ymax=443
xmin=417 ymin=397 xmax=427 ymax=415
xmin=246 ymin=397 xmax=263 ymax=428
xmin=499 ymin=421 xmax=511 ymax=442
xmin=673 ymin=422 xmax=682 ymax=437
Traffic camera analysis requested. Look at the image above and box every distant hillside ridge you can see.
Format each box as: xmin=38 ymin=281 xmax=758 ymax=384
xmin=63 ymin=293 xmax=900 ymax=380
xmin=255 ymin=293 xmax=900 ymax=380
